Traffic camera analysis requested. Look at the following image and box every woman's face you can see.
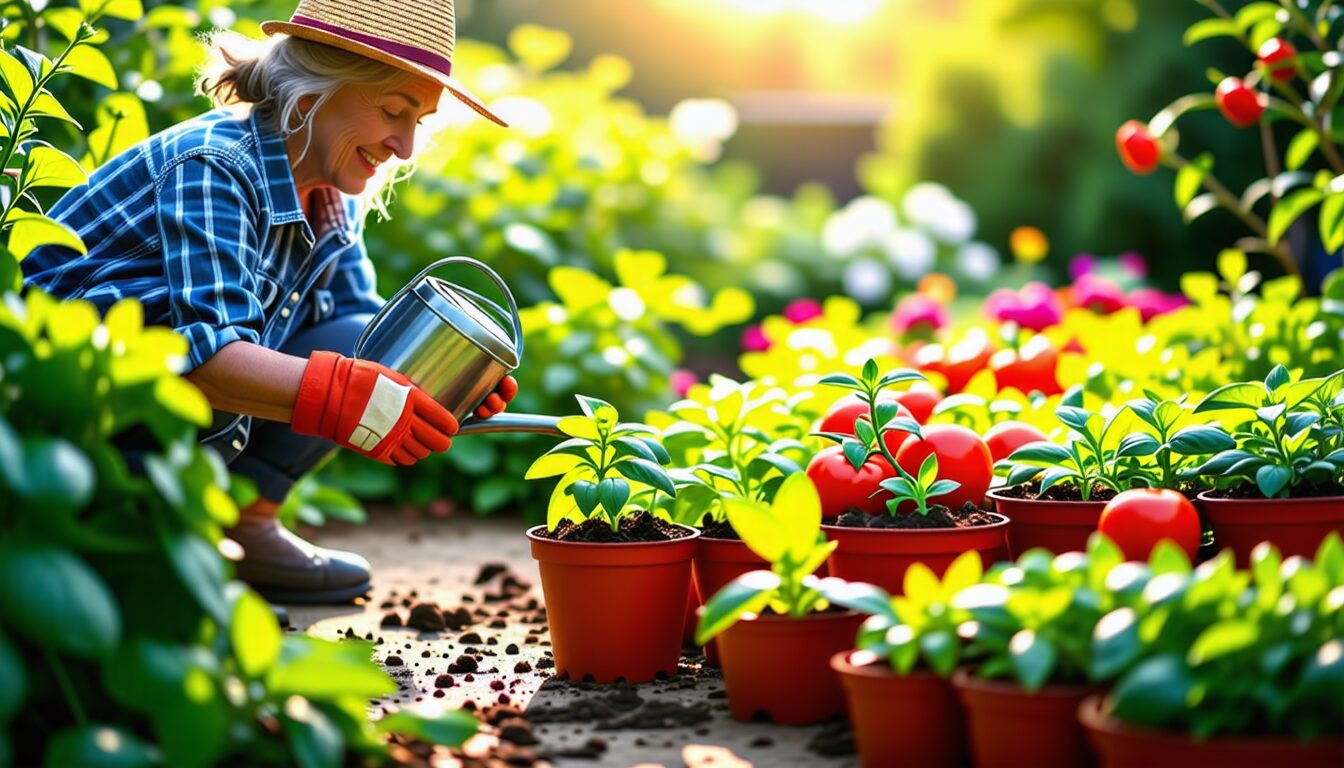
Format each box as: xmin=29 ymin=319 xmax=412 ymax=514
xmin=297 ymin=75 xmax=443 ymax=195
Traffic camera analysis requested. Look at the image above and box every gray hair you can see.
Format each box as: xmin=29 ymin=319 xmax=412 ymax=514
xmin=197 ymin=31 xmax=431 ymax=216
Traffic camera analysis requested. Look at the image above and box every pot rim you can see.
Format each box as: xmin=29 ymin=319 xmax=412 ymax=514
xmin=950 ymin=665 xmax=1096 ymax=698
xmin=733 ymin=608 xmax=861 ymax=626
xmin=1077 ymin=693 xmax=1344 ymax=747
xmin=987 ymin=488 xmax=1111 ymax=508
xmin=829 ymin=649 xmax=946 ymax=680
xmin=525 ymin=523 xmax=701 ymax=549
xmin=1195 ymin=489 xmax=1344 ymax=505
xmin=821 ymin=511 xmax=1009 ymax=535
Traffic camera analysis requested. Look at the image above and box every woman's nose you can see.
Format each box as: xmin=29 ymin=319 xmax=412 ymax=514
xmin=386 ymin=126 xmax=416 ymax=161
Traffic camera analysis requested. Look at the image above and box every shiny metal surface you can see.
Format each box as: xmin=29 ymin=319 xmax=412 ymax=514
xmin=354 ymin=257 xmax=523 ymax=421
xmin=455 ymin=413 xmax=563 ymax=436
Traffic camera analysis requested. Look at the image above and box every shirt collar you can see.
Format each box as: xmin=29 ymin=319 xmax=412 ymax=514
xmin=248 ymin=108 xmax=307 ymax=228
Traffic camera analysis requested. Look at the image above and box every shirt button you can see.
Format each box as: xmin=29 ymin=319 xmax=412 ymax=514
xmin=280 ymin=307 xmax=291 ymax=318
xmin=290 ymin=292 xmax=301 ymax=303
xmin=231 ymin=439 xmax=244 ymax=452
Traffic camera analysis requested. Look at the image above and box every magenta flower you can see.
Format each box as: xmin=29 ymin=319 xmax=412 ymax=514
xmin=1127 ymin=288 xmax=1189 ymax=321
xmin=670 ymin=369 xmax=699 ymax=397
xmin=1071 ymin=274 xmax=1126 ymax=314
xmin=741 ymin=324 xmax=771 ymax=352
xmin=890 ymin=294 xmax=948 ymax=335
xmin=782 ymin=298 xmax=824 ymax=324
xmin=1118 ymin=251 xmax=1148 ymax=279
xmin=1069 ymin=253 xmax=1098 ymax=280
xmin=984 ymin=282 xmax=1064 ymax=331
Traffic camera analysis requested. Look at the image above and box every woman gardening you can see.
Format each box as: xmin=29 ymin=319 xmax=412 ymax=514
xmin=21 ymin=0 xmax=516 ymax=604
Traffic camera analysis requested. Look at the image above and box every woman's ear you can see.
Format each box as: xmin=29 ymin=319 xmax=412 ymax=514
xmin=298 ymin=94 xmax=317 ymax=116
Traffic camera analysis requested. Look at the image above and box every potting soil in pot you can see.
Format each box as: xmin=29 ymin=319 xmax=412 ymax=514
xmin=993 ymin=483 xmax=1119 ymax=502
xmin=698 ymin=519 xmax=740 ymax=539
xmin=832 ymin=502 xmax=998 ymax=529
xmin=536 ymin=511 xmax=692 ymax=542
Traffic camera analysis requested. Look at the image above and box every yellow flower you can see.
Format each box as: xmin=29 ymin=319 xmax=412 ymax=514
xmin=1010 ymin=226 xmax=1049 ymax=263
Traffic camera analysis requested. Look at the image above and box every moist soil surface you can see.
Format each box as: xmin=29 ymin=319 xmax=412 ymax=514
xmin=830 ymin=502 xmax=999 ymax=529
xmin=994 ymin=483 xmax=1119 ymax=502
xmin=289 ymin=511 xmax=856 ymax=767
xmin=698 ymin=520 xmax=740 ymax=540
xmin=1203 ymin=482 xmax=1344 ymax=500
xmin=537 ymin=511 xmax=692 ymax=543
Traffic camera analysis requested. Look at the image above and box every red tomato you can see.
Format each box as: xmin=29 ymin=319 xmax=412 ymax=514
xmin=893 ymin=424 xmax=993 ymax=512
xmin=891 ymin=383 xmax=943 ymax=424
xmin=916 ymin=332 xmax=995 ymax=395
xmin=1098 ymin=489 xmax=1201 ymax=561
xmin=983 ymin=421 xmax=1049 ymax=463
xmin=818 ymin=392 xmax=914 ymax=457
xmin=807 ymin=445 xmax=896 ymax=518
xmin=989 ymin=335 xmax=1061 ymax=395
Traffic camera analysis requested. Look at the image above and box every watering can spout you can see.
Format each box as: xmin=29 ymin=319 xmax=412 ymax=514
xmin=456 ymin=413 xmax=564 ymax=436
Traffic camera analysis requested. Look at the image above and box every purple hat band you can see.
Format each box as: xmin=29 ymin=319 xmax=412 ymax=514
xmin=290 ymin=15 xmax=453 ymax=77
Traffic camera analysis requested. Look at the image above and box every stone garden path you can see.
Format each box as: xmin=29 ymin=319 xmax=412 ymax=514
xmin=289 ymin=512 xmax=859 ymax=768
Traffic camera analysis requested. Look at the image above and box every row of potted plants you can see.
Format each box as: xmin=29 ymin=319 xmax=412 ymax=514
xmin=521 ymin=358 xmax=1342 ymax=685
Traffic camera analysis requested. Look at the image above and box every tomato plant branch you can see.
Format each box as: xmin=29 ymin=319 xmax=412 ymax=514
xmin=44 ymin=646 xmax=86 ymax=727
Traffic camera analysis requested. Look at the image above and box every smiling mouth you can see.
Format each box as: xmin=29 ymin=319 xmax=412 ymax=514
xmin=357 ymin=148 xmax=381 ymax=170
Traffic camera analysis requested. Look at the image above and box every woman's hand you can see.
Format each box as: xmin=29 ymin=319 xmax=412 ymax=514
xmin=474 ymin=375 xmax=518 ymax=419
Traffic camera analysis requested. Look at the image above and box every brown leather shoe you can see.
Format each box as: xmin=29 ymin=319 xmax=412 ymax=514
xmin=229 ymin=515 xmax=371 ymax=604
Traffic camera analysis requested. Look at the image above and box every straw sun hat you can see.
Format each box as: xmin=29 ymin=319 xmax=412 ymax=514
xmin=261 ymin=0 xmax=507 ymax=126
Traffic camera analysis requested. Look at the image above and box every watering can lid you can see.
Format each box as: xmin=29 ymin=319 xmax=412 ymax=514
xmin=418 ymin=278 xmax=519 ymax=368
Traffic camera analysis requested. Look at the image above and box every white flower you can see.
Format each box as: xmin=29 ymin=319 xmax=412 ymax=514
xmin=956 ymin=241 xmax=1000 ymax=281
xmin=842 ymin=257 xmax=892 ymax=304
xmin=822 ymin=196 xmax=897 ymax=258
xmin=884 ymin=227 xmax=936 ymax=281
xmin=903 ymin=182 xmax=976 ymax=244
xmin=670 ymin=98 xmax=738 ymax=162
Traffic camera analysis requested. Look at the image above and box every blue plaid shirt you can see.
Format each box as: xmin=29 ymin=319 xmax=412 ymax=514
xmin=22 ymin=107 xmax=383 ymax=371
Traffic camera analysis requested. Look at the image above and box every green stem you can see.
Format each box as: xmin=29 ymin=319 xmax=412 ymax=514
xmin=44 ymin=647 xmax=86 ymax=727
xmin=1277 ymin=0 xmax=1329 ymax=50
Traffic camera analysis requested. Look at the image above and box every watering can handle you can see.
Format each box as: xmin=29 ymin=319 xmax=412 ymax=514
xmin=353 ymin=257 xmax=524 ymax=362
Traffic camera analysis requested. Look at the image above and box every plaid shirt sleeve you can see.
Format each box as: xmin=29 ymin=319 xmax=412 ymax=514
xmin=157 ymin=155 xmax=265 ymax=371
xmin=327 ymin=196 xmax=384 ymax=318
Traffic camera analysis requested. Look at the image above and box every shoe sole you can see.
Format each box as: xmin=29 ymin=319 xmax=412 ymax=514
xmin=250 ymin=580 xmax=372 ymax=605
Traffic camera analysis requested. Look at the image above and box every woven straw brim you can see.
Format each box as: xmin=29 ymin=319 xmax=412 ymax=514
xmin=261 ymin=19 xmax=507 ymax=127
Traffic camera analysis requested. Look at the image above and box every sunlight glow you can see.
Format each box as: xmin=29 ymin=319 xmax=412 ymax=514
xmin=723 ymin=0 xmax=884 ymax=24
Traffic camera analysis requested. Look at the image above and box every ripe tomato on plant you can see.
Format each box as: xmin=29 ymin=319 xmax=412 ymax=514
xmin=807 ymin=445 xmax=895 ymax=518
xmin=1215 ymin=77 xmax=1265 ymax=128
xmin=983 ymin=420 xmax=1049 ymax=463
xmin=989 ymin=336 xmax=1061 ymax=395
xmin=915 ymin=331 xmax=995 ymax=394
xmin=893 ymin=424 xmax=992 ymax=512
xmin=890 ymin=382 xmax=943 ymax=423
xmin=1115 ymin=120 xmax=1161 ymax=174
xmin=1257 ymin=37 xmax=1297 ymax=82
xmin=818 ymin=392 xmax=915 ymax=457
xmin=1097 ymin=489 xmax=1201 ymax=561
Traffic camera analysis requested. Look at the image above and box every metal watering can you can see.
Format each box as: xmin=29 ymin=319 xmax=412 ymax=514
xmin=353 ymin=257 xmax=563 ymax=437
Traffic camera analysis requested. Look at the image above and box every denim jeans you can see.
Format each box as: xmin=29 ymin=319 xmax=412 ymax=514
xmin=201 ymin=313 xmax=372 ymax=503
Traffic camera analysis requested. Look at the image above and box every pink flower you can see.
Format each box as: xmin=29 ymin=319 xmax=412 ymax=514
xmin=741 ymin=324 xmax=771 ymax=352
xmin=670 ymin=369 xmax=699 ymax=397
xmin=1071 ymin=274 xmax=1126 ymax=314
xmin=890 ymin=294 xmax=948 ymax=335
xmin=1118 ymin=251 xmax=1148 ymax=279
xmin=1069 ymin=253 xmax=1098 ymax=280
xmin=782 ymin=298 xmax=824 ymax=324
xmin=984 ymin=282 xmax=1064 ymax=331
xmin=1127 ymin=288 xmax=1188 ymax=321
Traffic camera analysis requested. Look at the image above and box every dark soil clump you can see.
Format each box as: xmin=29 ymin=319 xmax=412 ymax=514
xmin=698 ymin=519 xmax=740 ymax=540
xmin=995 ymin=483 xmax=1118 ymax=502
xmin=539 ymin=511 xmax=691 ymax=543
xmin=1204 ymin=481 xmax=1344 ymax=500
xmin=831 ymin=502 xmax=999 ymax=529
xmin=406 ymin=602 xmax=446 ymax=632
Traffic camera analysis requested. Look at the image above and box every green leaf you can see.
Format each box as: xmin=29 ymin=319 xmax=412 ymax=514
xmin=1255 ymin=463 xmax=1291 ymax=498
xmin=0 ymin=632 xmax=25 ymax=723
xmin=21 ymin=144 xmax=87 ymax=190
xmin=1217 ymin=248 xmax=1247 ymax=285
xmin=1168 ymin=425 xmax=1236 ymax=455
xmin=1296 ymin=640 xmax=1344 ymax=705
xmin=1108 ymin=654 xmax=1195 ymax=729
xmin=1174 ymin=153 xmax=1212 ymax=209
xmin=613 ymin=458 xmax=675 ymax=496
xmin=1194 ymin=382 xmax=1266 ymax=413
xmin=853 ymin=416 xmax=876 ymax=447
xmin=160 ymin=530 xmax=228 ymax=623
xmin=144 ymin=5 xmax=199 ymax=28
xmin=816 ymin=579 xmax=892 ymax=618
xmin=81 ymin=0 xmax=145 ymax=21
xmin=525 ymin=452 xmax=583 ymax=479
xmin=612 ymin=436 xmax=658 ymax=463
xmin=12 ymin=436 xmax=94 ymax=508
xmin=30 ymin=90 xmax=80 ymax=127
xmin=1320 ymin=194 xmax=1344 ymax=253
xmin=1267 ymin=188 xmax=1323 ymax=245
xmin=61 ymin=45 xmax=118 ymax=89
xmin=596 ymin=477 xmax=631 ymax=518
xmin=267 ymin=636 xmax=395 ymax=699
xmin=1264 ymin=364 xmax=1291 ymax=392
xmin=1183 ymin=17 xmax=1239 ymax=45
xmin=43 ymin=725 xmax=159 ymax=768
xmin=0 ymin=544 xmax=120 ymax=659
xmin=694 ymin=570 xmax=779 ymax=644
xmin=1181 ymin=272 xmax=1219 ymax=303
xmin=748 ymin=452 xmax=801 ymax=478
xmin=879 ymin=369 xmax=925 ymax=387
xmin=281 ymin=699 xmax=341 ymax=768
xmin=1116 ymin=432 xmax=1160 ymax=458
xmin=920 ymin=630 xmax=959 ymax=677
xmin=1286 ymin=129 xmax=1319 ymax=171
xmin=7 ymin=210 xmax=86 ymax=260
xmin=0 ymin=50 xmax=35 ymax=105
xmin=926 ymin=479 xmax=961 ymax=498
xmin=1007 ymin=441 xmax=1071 ymax=465
xmin=232 ymin=590 xmax=282 ymax=678
xmin=917 ymin=453 xmax=938 ymax=488
xmin=1188 ymin=620 xmax=1259 ymax=665
xmin=818 ymin=373 xmax=861 ymax=388
xmin=861 ymin=359 xmax=879 ymax=384
xmin=377 ymin=710 xmax=478 ymax=747
xmin=1091 ymin=607 xmax=1140 ymax=680
xmin=1149 ymin=540 xmax=1191 ymax=575
xmin=842 ymin=439 xmax=868 ymax=471
xmin=1009 ymin=630 xmax=1057 ymax=693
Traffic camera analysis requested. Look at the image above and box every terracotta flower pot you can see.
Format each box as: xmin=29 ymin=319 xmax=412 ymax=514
xmin=1079 ymin=694 xmax=1344 ymax=767
xmin=952 ymin=667 xmax=1096 ymax=768
xmin=832 ymin=651 xmax=966 ymax=767
xmin=681 ymin=573 xmax=699 ymax=647
xmin=821 ymin=513 xmax=1009 ymax=595
xmin=716 ymin=610 xmax=863 ymax=725
xmin=988 ymin=489 xmax=1106 ymax=557
xmin=692 ymin=536 xmax=766 ymax=667
xmin=1195 ymin=491 xmax=1344 ymax=566
xmin=527 ymin=525 xmax=699 ymax=683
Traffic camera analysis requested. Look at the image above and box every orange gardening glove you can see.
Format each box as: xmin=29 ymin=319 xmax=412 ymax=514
xmin=474 ymin=375 xmax=518 ymax=419
xmin=291 ymin=351 xmax=458 ymax=466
